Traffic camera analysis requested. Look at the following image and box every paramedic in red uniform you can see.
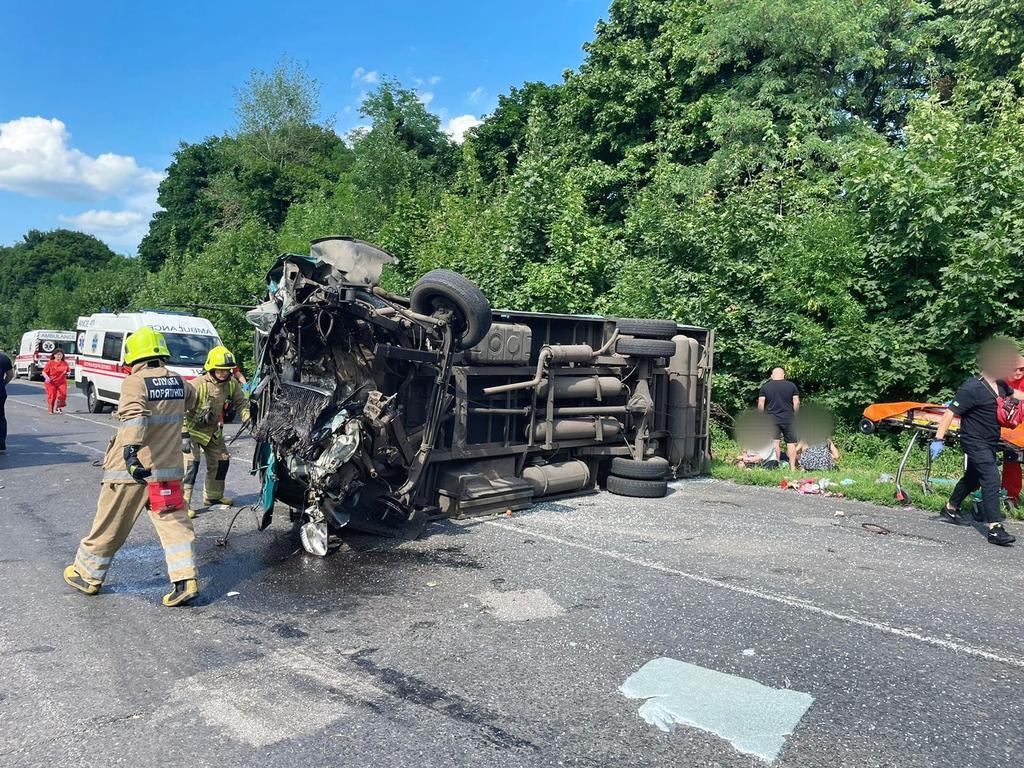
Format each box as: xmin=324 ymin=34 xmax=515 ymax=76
xmin=1001 ymin=354 xmax=1024 ymax=502
xmin=42 ymin=349 xmax=70 ymax=414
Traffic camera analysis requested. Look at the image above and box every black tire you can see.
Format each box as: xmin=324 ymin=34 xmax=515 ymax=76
xmin=610 ymin=456 xmax=669 ymax=480
xmin=606 ymin=474 xmax=669 ymax=498
xmin=616 ymin=318 xmax=678 ymax=339
xmin=858 ymin=417 xmax=876 ymax=435
xmin=29 ymin=365 xmax=43 ymax=382
xmin=615 ymin=338 xmax=677 ymax=358
xmin=86 ymin=383 xmax=104 ymax=414
xmin=410 ymin=269 xmax=492 ymax=350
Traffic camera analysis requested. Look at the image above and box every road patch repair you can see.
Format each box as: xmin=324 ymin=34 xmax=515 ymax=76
xmin=163 ymin=648 xmax=388 ymax=748
xmin=620 ymin=657 xmax=814 ymax=763
xmin=475 ymin=588 xmax=566 ymax=622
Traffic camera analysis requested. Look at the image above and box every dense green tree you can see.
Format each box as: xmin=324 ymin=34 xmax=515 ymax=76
xmin=138 ymin=137 xmax=234 ymax=270
xmin=0 ymin=230 xmax=119 ymax=349
xmin=466 ymin=82 xmax=562 ymax=183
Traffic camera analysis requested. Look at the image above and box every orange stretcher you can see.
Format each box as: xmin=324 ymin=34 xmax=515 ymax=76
xmin=859 ymin=402 xmax=1024 ymax=505
xmin=859 ymin=402 xmax=1024 ymax=448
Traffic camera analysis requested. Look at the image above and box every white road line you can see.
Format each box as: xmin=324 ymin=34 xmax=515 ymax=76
xmin=71 ymin=441 xmax=106 ymax=456
xmin=485 ymin=520 xmax=1024 ymax=671
xmin=7 ymin=396 xmax=251 ymax=460
xmin=7 ymin=397 xmax=117 ymax=430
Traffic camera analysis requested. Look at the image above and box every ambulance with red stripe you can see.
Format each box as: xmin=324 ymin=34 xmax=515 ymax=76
xmin=75 ymin=311 xmax=222 ymax=413
xmin=16 ymin=330 xmax=78 ymax=380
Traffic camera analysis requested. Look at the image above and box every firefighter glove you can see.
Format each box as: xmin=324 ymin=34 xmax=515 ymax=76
xmin=123 ymin=445 xmax=152 ymax=483
xmin=181 ymin=431 xmax=192 ymax=454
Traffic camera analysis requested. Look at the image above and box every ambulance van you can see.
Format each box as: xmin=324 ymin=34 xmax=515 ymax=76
xmin=16 ymin=330 xmax=78 ymax=380
xmin=76 ymin=311 xmax=222 ymax=413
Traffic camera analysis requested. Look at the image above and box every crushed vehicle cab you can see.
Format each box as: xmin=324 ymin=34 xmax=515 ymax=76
xmin=248 ymin=237 xmax=713 ymax=554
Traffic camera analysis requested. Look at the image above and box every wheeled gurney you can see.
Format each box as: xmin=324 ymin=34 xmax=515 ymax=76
xmin=859 ymin=402 xmax=1024 ymax=505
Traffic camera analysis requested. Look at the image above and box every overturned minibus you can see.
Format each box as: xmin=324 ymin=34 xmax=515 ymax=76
xmin=247 ymin=237 xmax=713 ymax=553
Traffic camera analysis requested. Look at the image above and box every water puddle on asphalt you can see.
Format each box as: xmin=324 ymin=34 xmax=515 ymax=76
xmin=619 ymin=657 xmax=814 ymax=763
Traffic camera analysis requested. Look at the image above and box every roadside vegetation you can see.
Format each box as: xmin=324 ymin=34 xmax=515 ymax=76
xmin=710 ymin=422 xmax=1024 ymax=520
xmin=2 ymin=1 xmax=1023 ymax=479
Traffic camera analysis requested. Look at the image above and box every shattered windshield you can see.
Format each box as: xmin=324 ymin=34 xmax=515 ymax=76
xmin=163 ymin=333 xmax=221 ymax=367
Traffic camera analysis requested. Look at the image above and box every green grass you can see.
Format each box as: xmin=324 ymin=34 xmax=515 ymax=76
xmin=709 ymin=423 xmax=1024 ymax=520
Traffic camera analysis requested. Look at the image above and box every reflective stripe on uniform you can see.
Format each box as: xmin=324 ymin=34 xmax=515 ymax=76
xmin=74 ymin=547 xmax=111 ymax=581
xmin=121 ymin=414 xmax=184 ymax=428
xmin=102 ymin=470 xmax=134 ymax=482
xmin=164 ymin=541 xmax=194 ymax=563
xmin=101 ymin=468 xmax=184 ymax=483
xmin=163 ymin=541 xmax=196 ymax=575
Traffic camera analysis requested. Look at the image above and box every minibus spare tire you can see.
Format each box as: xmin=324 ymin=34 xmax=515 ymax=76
xmin=410 ymin=269 xmax=492 ymax=350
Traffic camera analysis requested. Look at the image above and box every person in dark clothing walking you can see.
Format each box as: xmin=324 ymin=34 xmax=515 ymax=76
xmin=758 ymin=367 xmax=801 ymax=470
xmin=933 ymin=338 xmax=1022 ymax=546
xmin=0 ymin=350 xmax=13 ymax=452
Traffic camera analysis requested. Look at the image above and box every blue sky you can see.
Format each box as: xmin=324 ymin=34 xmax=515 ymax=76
xmin=0 ymin=0 xmax=608 ymax=253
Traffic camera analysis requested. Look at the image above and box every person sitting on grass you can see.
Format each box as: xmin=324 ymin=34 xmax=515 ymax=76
xmin=797 ymin=439 xmax=840 ymax=472
xmin=933 ymin=337 xmax=1022 ymax=546
xmin=737 ymin=440 xmax=780 ymax=469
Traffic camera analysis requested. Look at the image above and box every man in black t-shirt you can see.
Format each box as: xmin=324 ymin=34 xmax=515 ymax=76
xmin=0 ymin=350 xmax=12 ymax=452
xmin=933 ymin=338 xmax=1021 ymax=546
xmin=758 ymin=367 xmax=801 ymax=470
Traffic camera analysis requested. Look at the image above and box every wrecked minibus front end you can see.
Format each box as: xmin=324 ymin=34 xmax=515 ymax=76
xmin=248 ymin=237 xmax=713 ymax=554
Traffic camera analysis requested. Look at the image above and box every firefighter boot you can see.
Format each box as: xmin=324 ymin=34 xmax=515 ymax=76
xmin=163 ymin=578 xmax=198 ymax=607
xmin=183 ymin=485 xmax=197 ymax=518
xmin=63 ymin=565 xmax=100 ymax=595
xmin=203 ymin=460 xmax=232 ymax=506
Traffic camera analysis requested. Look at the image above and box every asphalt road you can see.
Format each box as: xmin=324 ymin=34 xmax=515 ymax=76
xmin=1 ymin=380 xmax=1023 ymax=768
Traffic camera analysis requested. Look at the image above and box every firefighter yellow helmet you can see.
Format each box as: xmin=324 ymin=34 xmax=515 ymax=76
xmin=204 ymin=345 xmax=237 ymax=371
xmin=123 ymin=327 xmax=170 ymax=365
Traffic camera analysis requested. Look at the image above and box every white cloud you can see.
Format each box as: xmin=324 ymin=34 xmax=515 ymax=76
xmin=0 ymin=116 xmax=161 ymax=202
xmin=467 ymin=86 xmax=486 ymax=104
xmin=58 ymin=209 xmax=149 ymax=249
xmin=445 ymin=114 xmax=483 ymax=143
xmin=0 ymin=116 xmax=163 ymax=252
xmin=418 ymin=91 xmax=435 ymax=107
xmin=352 ymin=67 xmax=379 ymax=85
xmin=428 ymin=75 xmax=442 ymax=86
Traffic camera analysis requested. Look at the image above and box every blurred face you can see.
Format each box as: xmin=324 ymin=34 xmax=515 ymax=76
xmin=794 ymin=402 xmax=834 ymax=445
xmin=212 ymin=368 xmax=232 ymax=383
xmin=1012 ymin=355 xmax=1024 ymax=384
xmin=53 ymin=350 xmax=64 ymax=360
xmin=735 ymin=409 xmax=777 ymax=450
xmin=978 ymin=338 xmax=1019 ymax=380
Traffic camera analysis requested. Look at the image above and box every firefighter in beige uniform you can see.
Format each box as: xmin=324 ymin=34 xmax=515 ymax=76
xmin=63 ymin=327 xmax=201 ymax=607
xmin=183 ymin=345 xmax=250 ymax=514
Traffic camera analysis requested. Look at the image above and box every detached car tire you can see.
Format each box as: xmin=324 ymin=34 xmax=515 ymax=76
xmin=858 ymin=417 xmax=876 ymax=435
xmin=411 ymin=269 xmax=492 ymax=350
xmin=606 ymin=474 xmax=669 ymax=498
xmin=615 ymin=338 xmax=677 ymax=359
xmin=610 ymin=456 xmax=669 ymax=480
xmin=616 ymin=318 xmax=678 ymax=339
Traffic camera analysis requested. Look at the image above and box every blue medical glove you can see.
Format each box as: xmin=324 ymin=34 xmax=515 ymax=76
xmin=929 ymin=440 xmax=945 ymax=460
